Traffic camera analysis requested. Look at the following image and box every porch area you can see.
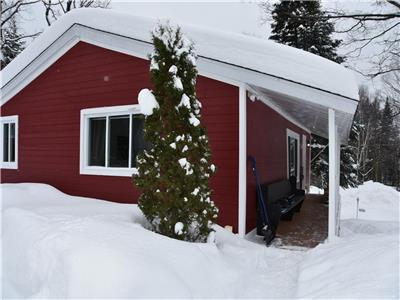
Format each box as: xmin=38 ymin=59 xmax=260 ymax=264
xmin=274 ymin=194 xmax=328 ymax=248
xmin=246 ymin=194 xmax=328 ymax=249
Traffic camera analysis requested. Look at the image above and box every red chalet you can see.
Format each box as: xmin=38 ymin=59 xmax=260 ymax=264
xmin=0 ymin=9 xmax=359 ymax=238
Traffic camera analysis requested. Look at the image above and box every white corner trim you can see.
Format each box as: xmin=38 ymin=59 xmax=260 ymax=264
xmin=80 ymin=104 xmax=141 ymax=177
xmin=286 ymin=128 xmax=300 ymax=182
xmin=247 ymin=86 xmax=311 ymax=134
xmin=238 ymin=84 xmax=247 ymax=237
xmin=0 ymin=115 xmax=19 ymax=170
xmin=302 ymin=134 xmax=308 ymax=191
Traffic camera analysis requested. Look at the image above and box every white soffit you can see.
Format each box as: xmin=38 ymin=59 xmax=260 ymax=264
xmin=249 ymin=85 xmax=356 ymax=144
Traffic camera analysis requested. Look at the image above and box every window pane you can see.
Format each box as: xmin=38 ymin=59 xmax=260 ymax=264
xmin=131 ymin=116 xmax=149 ymax=167
xmin=109 ymin=115 xmax=129 ymax=167
xmin=3 ymin=123 xmax=9 ymax=162
xmin=89 ymin=117 xmax=106 ymax=166
xmin=10 ymin=123 xmax=15 ymax=162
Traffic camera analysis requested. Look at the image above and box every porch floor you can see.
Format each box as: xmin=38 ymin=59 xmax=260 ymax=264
xmin=273 ymin=194 xmax=328 ymax=248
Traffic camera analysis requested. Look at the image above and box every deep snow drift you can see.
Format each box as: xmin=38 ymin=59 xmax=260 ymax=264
xmin=1 ymin=182 xmax=399 ymax=298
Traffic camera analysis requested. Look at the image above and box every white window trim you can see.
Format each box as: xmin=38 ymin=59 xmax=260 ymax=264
xmin=80 ymin=105 xmax=142 ymax=177
xmin=286 ymin=128 xmax=300 ymax=182
xmin=302 ymin=134 xmax=308 ymax=192
xmin=0 ymin=115 xmax=19 ymax=169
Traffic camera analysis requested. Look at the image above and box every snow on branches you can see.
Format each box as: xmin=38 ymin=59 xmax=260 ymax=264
xmin=134 ymin=22 xmax=218 ymax=242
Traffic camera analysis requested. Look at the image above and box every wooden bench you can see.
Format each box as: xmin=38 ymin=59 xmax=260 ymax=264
xmin=256 ymin=177 xmax=305 ymax=237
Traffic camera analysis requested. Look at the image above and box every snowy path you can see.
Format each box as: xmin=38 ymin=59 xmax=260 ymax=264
xmin=1 ymin=182 xmax=398 ymax=298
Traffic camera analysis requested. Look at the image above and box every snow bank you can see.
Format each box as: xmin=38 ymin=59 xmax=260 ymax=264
xmin=2 ymin=182 xmax=398 ymax=298
xmin=1 ymin=8 xmax=359 ymax=101
xmin=340 ymin=181 xmax=399 ymax=221
xmin=296 ymin=181 xmax=399 ymax=299
xmin=296 ymin=232 xmax=399 ymax=299
xmin=1 ymin=183 xmax=303 ymax=298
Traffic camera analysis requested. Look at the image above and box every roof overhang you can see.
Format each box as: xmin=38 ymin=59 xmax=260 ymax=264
xmin=0 ymin=11 xmax=359 ymax=143
xmin=247 ymin=85 xmax=357 ymax=144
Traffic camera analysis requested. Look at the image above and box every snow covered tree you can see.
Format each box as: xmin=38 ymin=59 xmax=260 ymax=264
xmin=269 ymin=0 xmax=359 ymax=189
xmin=340 ymin=126 xmax=358 ymax=188
xmin=349 ymin=87 xmax=400 ymax=188
xmin=379 ymin=100 xmax=399 ymax=186
xmin=269 ymin=0 xmax=344 ymax=64
xmin=1 ymin=16 xmax=25 ymax=69
xmin=134 ymin=23 xmax=218 ymax=242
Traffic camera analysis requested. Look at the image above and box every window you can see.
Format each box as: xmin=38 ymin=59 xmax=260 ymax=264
xmin=287 ymin=129 xmax=300 ymax=181
xmin=1 ymin=115 xmax=18 ymax=169
xmin=80 ymin=105 xmax=149 ymax=176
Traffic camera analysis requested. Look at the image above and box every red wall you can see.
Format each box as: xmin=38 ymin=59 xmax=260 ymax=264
xmin=246 ymin=97 xmax=310 ymax=232
xmin=0 ymin=42 xmax=240 ymax=230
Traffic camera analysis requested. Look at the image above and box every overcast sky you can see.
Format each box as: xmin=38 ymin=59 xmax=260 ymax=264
xmin=18 ymin=1 xmax=390 ymax=91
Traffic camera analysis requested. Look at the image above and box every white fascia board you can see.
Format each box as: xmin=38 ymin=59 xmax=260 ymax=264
xmin=199 ymin=57 xmax=358 ymax=115
xmin=1 ymin=23 xmax=358 ymax=119
xmin=0 ymin=25 xmax=241 ymax=106
xmin=80 ymin=25 xmax=243 ymax=88
xmin=1 ymin=30 xmax=81 ymax=105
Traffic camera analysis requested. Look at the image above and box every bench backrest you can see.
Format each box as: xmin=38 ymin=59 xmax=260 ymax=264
xmin=261 ymin=180 xmax=293 ymax=203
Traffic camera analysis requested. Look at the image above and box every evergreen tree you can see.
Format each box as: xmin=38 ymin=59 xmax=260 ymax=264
xmin=269 ymin=0 xmax=358 ymax=189
xmin=379 ymin=100 xmax=398 ymax=186
xmin=340 ymin=126 xmax=358 ymax=188
xmin=270 ymin=0 xmax=344 ymax=63
xmin=1 ymin=16 xmax=25 ymax=69
xmin=134 ymin=23 xmax=218 ymax=242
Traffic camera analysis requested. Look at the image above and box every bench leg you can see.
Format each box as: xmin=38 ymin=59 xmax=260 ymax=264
xmin=294 ymin=200 xmax=304 ymax=213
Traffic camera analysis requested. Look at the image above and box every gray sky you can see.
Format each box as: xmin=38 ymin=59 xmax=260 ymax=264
xmin=18 ymin=1 xmax=391 ymax=91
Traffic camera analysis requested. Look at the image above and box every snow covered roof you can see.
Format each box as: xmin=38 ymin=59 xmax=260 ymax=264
xmin=1 ymin=8 xmax=358 ymax=100
xmin=0 ymin=8 xmax=359 ymax=141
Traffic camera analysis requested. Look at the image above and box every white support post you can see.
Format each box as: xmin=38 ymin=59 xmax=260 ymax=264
xmin=336 ymin=132 xmax=341 ymax=236
xmin=328 ymin=108 xmax=338 ymax=241
xmin=238 ymin=85 xmax=247 ymax=237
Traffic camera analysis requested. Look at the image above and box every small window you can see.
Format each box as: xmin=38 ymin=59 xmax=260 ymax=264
xmin=1 ymin=115 xmax=18 ymax=169
xmin=80 ymin=105 xmax=149 ymax=177
xmin=287 ymin=129 xmax=300 ymax=181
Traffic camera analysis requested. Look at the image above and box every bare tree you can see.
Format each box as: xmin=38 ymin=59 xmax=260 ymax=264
xmin=0 ymin=0 xmax=111 ymax=68
xmin=260 ymin=0 xmax=399 ymax=90
xmin=1 ymin=0 xmax=41 ymax=28
xmin=41 ymin=0 xmax=110 ymax=26
xmin=1 ymin=0 xmax=41 ymax=69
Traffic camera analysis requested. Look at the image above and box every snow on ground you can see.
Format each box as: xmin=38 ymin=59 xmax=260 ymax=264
xmin=1 ymin=182 xmax=399 ymax=298
xmin=297 ymin=181 xmax=399 ymax=299
xmin=340 ymin=180 xmax=399 ymax=221
xmin=309 ymin=185 xmax=324 ymax=195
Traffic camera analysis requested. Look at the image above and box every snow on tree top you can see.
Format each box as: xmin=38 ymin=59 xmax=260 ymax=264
xmin=0 ymin=8 xmax=359 ymax=103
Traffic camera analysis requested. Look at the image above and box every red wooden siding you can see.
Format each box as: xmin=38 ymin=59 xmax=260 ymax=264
xmin=246 ymin=97 xmax=311 ymax=233
xmin=0 ymin=42 xmax=240 ymax=230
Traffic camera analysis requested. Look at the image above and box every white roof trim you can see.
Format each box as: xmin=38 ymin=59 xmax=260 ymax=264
xmin=1 ymin=8 xmax=359 ymax=109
